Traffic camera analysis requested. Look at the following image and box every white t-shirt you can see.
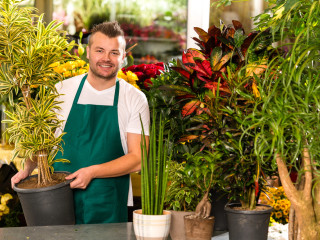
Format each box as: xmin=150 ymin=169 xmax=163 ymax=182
xmin=55 ymin=74 xmax=150 ymax=206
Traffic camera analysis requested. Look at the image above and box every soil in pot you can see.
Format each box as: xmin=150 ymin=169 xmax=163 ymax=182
xmin=184 ymin=215 xmax=215 ymax=240
xmin=16 ymin=172 xmax=68 ymax=189
xmin=14 ymin=171 xmax=75 ymax=226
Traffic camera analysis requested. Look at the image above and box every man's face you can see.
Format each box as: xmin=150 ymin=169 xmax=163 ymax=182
xmin=86 ymin=32 xmax=126 ymax=81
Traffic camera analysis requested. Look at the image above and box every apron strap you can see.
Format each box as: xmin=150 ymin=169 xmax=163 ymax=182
xmin=73 ymin=75 xmax=120 ymax=107
xmin=73 ymin=74 xmax=88 ymax=105
xmin=113 ymin=79 xmax=120 ymax=107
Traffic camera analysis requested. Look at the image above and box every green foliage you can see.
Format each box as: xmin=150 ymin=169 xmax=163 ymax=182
xmin=148 ymin=20 xmax=278 ymax=210
xmin=248 ymin=0 xmax=320 ymax=175
xmin=140 ymin=111 xmax=172 ymax=215
xmin=164 ymin=161 xmax=201 ymax=211
xmin=0 ymin=0 xmax=76 ymax=185
xmin=2 ymin=87 xmax=69 ymax=171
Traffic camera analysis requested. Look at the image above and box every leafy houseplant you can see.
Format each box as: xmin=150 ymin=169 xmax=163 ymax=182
xmin=0 ymin=0 xmax=74 ymax=187
xmin=133 ymin=111 xmax=172 ymax=240
xmin=161 ymin=20 xmax=276 ymax=210
xmin=0 ymin=0 xmax=76 ymax=226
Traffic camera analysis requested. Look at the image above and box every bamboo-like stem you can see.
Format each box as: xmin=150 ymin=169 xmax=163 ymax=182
xmin=35 ymin=149 xmax=52 ymax=186
xmin=21 ymin=84 xmax=32 ymax=110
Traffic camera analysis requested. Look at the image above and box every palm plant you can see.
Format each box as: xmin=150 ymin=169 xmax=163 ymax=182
xmin=0 ymin=0 xmax=75 ymax=186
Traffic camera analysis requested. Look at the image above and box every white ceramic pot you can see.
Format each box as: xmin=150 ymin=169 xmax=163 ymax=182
xmin=133 ymin=209 xmax=172 ymax=240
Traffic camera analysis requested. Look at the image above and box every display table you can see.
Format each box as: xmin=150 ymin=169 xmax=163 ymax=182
xmin=0 ymin=222 xmax=276 ymax=240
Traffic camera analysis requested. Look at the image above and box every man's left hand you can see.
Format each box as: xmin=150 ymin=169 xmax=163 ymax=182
xmin=66 ymin=167 xmax=95 ymax=189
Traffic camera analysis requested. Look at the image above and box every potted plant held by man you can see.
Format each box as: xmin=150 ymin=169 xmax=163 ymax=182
xmin=0 ymin=0 xmax=76 ymax=226
xmin=133 ymin=111 xmax=172 ymax=240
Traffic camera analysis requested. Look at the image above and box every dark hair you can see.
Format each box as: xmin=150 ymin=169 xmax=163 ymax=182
xmin=89 ymin=21 xmax=125 ymax=46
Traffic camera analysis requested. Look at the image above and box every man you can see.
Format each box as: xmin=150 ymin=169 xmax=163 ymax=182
xmin=11 ymin=21 xmax=150 ymax=224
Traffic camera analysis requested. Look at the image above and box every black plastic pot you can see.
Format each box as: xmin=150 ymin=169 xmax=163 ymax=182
xmin=13 ymin=171 xmax=75 ymax=226
xmin=210 ymin=189 xmax=228 ymax=231
xmin=224 ymin=203 xmax=273 ymax=240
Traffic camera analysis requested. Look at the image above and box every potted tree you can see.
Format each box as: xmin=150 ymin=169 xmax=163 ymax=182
xmin=0 ymin=0 xmax=76 ymax=226
xmin=247 ymin=1 xmax=320 ymax=239
xmin=215 ymin=0 xmax=320 ymax=239
xmin=132 ymin=110 xmax=172 ymax=240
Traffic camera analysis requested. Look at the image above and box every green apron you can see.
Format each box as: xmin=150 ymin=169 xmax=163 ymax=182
xmin=54 ymin=75 xmax=129 ymax=224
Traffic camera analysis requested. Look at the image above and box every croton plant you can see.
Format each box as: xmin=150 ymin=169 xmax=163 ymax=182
xmin=150 ymin=20 xmax=279 ymax=211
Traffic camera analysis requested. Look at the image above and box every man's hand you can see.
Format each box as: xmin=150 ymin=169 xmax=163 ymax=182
xmin=11 ymin=169 xmax=30 ymax=188
xmin=66 ymin=167 xmax=95 ymax=189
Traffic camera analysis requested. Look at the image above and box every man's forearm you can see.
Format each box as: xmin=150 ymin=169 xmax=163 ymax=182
xmin=90 ymin=152 xmax=141 ymax=178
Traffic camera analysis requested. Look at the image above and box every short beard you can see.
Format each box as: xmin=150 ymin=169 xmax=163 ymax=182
xmin=90 ymin=65 xmax=119 ymax=81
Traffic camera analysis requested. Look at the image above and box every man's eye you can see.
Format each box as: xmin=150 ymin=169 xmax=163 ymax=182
xmin=112 ymin=52 xmax=120 ymax=55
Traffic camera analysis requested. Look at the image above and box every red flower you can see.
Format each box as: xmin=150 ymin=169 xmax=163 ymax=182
xmin=144 ymin=78 xmax=153 ymax=90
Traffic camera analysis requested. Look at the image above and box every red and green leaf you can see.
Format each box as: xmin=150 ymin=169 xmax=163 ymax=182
xmin=182 ymin=100 xmax=200 ymax=117
xmin=232 ymin=20 xmax=244 ymax=31
xmin=194 ymin=27 xmax=210 ymax=43
xmin=210 ymin=47 xmax=222 ymax=70
xmin=212 ymin=52 xmax=233 ymax=71
xmin=171 ymin=66 xmax=191 ymax=80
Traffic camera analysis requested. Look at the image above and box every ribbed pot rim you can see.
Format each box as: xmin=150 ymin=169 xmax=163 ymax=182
xmin=133 ymin=209 xmax=172 ymax=216
xmin=13 ymin=171 xmax=72 ymax=193
xmin=224 ymin=203 xmax=273 ymax=215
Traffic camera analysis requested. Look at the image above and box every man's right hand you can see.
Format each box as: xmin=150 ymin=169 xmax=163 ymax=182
xmin=11 ymin=169 xmax=30 ymax=188
xmin=11 ymin=158 xmax=37 ymax=188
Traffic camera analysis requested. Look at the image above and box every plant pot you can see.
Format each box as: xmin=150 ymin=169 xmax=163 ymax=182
xmin=224 ymin=203 xmax=273 ymax=240
xmin=169 ymin=210 xmax=195 ymax=240
xmin=13 ymin=171 xmax=75 ymax=226
xmin=184 ymin=215 xmax=215 ymax=240
xmin=133 ymin=209 xmax=171 ymax=240
xmin=210 ymin=189 xmax=228 ymax=231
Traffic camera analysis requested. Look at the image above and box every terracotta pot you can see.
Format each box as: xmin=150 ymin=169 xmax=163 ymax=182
xmin=169 ymin=210 xmax=194 ymax=240
xmin=225 ymin=203 xmax=273 ymax=240
xmin=133 ymin=209 xmax=171 ymax=240
xmin=184 ymin=215 xmax=215 ymax=240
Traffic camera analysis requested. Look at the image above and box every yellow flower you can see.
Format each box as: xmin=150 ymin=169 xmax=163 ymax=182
xmin=1 ymin=193 xmax=13 ymax=205
xmin=75 ymin=59 xmax=86 ymax=68
xmin=117 ymin=70 xmax=127 ymax=81
xmin=63 ymin=71 xmax=72 ymax=78
xmin=78 ymin=68 xmax=88 ymax=75
xmin=273 ymin=203 xmax=281 ymax=211
xmin=0 ymin=204 xmax=6 ymax=211
xmin=283 ymin=209 xmax=289 ymax=216
xmin=68 ymin=61 xmax=77 ymax=70
xmin=126 ymin=71 xmax=139 ymax=83
xmin=275 ymin=211 xmax=282 ymax=219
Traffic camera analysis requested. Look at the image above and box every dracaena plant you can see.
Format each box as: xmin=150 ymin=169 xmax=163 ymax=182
xmin=0 ymin=0 xmax=76 ymax=186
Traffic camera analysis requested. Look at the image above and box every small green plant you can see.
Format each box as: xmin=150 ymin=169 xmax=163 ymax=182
xmin=164 ymin=161 xmax=201 ymax=212
xmin=140 ymin=111 xmax=172 ymax=215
